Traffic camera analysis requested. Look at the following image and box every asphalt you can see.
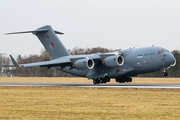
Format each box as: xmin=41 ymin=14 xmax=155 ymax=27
xmin=0 ymin=82 xmax=180 ymax=89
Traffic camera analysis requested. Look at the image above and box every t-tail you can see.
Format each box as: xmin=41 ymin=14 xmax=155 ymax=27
xmin=6 ymin=25 xmax=70 ymax=59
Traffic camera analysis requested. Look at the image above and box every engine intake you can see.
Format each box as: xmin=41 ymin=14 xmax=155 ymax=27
xmin=102 ymin=55 xmax=124 ymax=67
xmin=73 ymin=58 xmax=94 ymax=70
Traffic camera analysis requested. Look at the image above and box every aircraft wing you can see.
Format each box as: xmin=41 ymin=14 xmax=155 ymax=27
xmin=9 ymin=54 xmax=102 ymax=69
xmin=10 ymin=52 xmax=120 ymax=69
xmin=22 ymin=59 xmax=72 ymax=67
xmin=10 ymin=55 xmax=72 ymax=68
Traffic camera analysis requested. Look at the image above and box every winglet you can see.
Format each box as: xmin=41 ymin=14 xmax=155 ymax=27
xmin=10 ymin=55 xmax=21 ymax=67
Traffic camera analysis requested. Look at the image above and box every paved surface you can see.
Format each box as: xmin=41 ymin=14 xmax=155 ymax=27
xmin=0 ymin=82 xmax=180 ymax=89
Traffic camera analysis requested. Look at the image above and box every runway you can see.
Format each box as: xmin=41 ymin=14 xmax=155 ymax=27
xmin=0 ymin=82 xmax=180 ymax=89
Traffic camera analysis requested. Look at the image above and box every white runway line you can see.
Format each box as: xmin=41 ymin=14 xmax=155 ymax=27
xmin=0 ymin=83 xmax=180 ymax=89
xmin=79 ymin=85 xmax=180 ymax=89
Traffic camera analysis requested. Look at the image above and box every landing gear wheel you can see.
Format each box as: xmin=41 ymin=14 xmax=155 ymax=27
xmin=116 ymin=78 xmax=119 ymax=82
xmin=93 ymin=79 xmax=96 ymax=85
xmin=93 ymin=79 xmax=100 ymax=85
xmin=162 ymin=72 xmax=168 ymax=77
xmin=93 ymin=76 xmax=110 ymax=84
xmin=96 ymin=80 xmax=100 ymax=84
xmin=127 ymin=77 xmax=132 ymax=82
xmin=116 ymin=77 xmax=132 ymax=83
xmin=122 ymin=78 xmax=125 ymax=83
xmin=129 ymin=77 xmax=132 ymax=82
xmin=104 ymin=76 xmax=110 ymax=82
xmin=100 ymin=79 xmax=103 ymax=84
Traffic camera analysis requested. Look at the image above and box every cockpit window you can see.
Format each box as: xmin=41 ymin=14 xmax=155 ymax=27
xmin=164 ymin=50 xmax=169 ymax=53
xmin=157 ymin=50 xmax=166 ymax=54
xmin=158 ymin=51 xmax=161 ymax=54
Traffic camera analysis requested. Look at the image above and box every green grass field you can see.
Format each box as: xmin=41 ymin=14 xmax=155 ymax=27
xmin=0 ymin=77 xmax=180 ymax=119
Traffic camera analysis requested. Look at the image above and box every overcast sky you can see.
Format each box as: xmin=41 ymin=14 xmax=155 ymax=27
xmin=0 ymin=0 xmax=180 ymax=56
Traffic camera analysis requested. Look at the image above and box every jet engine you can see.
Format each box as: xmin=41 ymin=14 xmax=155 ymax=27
xmin=73 ymin=58 xmax=94 ymax=70
xmin=102 ymin=55 xmax=124 ymax=67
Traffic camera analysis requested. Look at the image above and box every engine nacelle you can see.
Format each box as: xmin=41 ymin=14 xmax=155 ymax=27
xmin=73 ymin=58 xmax=94 ymax=70
xmin=102 ymin=55 xmax=124 ymax=67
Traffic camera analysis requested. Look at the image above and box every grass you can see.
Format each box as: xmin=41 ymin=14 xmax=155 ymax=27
xmin=0 ymin=77 xmax=180 ymax=84
xmin=0 ymin=77 xmax=180 ymax=119
xmin=0 ymin=87 xmax=180 ymax=120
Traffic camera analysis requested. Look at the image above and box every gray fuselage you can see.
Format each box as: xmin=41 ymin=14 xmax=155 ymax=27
xmin=52 ymin=46 xmax=175 ymax=79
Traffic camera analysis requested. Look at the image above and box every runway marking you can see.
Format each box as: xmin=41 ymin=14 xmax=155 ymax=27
xmin=79 ymin=85 xmax=180 ymax=89
xmin=0 ymin=83 xmax=180 ymax=89
xmin=0 ymin=85 xmax=52 ymax=87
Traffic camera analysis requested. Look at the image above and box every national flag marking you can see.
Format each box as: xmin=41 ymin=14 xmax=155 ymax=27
xmin=51 ymin=42 xmax=55 ymax=46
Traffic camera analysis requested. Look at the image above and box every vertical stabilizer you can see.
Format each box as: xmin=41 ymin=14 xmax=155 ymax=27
xmin=6 ymin=25 xmax=70 ymax=59
xmin=33 ymin=25 xmax=70 ymax=59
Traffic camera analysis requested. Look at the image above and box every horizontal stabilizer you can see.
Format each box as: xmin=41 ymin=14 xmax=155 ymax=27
xmin=54 ymin=30 xmax=64 ymax=34
xmin=5 ymin=29 xmax=64 ymax=35
xmin=5 ymin=29 xmax=48 ymax=35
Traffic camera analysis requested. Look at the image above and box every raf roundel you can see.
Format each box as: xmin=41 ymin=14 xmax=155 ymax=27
xmin=51 ymin=42 xmax=55 ymax=46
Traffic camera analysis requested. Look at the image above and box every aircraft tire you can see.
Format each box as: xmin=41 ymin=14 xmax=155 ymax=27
xmin=129 ymin=77 xmax=132 ymax=82
xmin=100 ymin=78 xmax=105 ymax=84
xmin=162 ymin=72 xmax=168 ymax=77
xmin=122 ymin=78 xmax=125 ymax=83
xmin=93 ymin=80 xmax=96 ymax=85
xmin=125 ymin=78 xmax=129 ymax=83
xmin=165 ymin=72 xmax=168 ymax=76
xmin=116 ymin=78 xmax=119 ymax=82
xmin=126 ymin=77 xmax=132 ymax=82
xmin=100 ymin=79 xmax=102 ymax=83
xmin=96 ymin=80 xmax=100 ymax=84
xmin=100 ymin=78 xmax=107 ymax=84
xmin=106 ymin=78 xmax=110 ymax=82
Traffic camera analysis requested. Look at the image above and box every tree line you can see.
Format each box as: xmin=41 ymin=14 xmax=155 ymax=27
xmin=1 ymin=47 xmax=180 ymax=77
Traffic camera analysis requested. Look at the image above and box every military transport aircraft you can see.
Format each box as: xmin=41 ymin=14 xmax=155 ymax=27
xmin=6 ymin=25 xmax=176 ymax=84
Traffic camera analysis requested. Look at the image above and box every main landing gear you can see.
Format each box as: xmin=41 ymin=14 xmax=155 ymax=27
xmin=93 ymin=77 xmax=133 ymax=85
xmin=115 ymin=77 xmax=132 ymax=83
xmin=93 ymin=77 xmax=110 ymax=85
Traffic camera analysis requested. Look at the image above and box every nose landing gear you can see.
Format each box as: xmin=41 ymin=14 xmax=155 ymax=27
xmin=162 ymin=69 xmax=168 ymax=77
xmin=162 ymin=72 xmax=168 ymax=77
